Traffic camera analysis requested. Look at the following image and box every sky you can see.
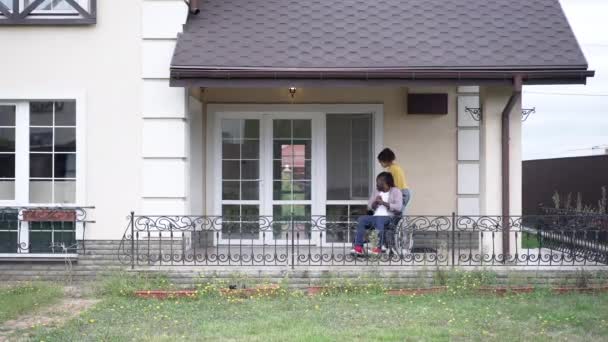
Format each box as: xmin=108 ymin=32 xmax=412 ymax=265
xmin=522 ymin=0 xmax=608 ymax=160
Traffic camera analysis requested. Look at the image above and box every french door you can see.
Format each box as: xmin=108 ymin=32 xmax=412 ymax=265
xmin=215 ymin=112 xmax=322 ymax=244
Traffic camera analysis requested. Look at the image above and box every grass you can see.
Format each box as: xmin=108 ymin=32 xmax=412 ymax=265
xmin=521 ymin=231 xmax=541 ymax=249
xmin=0 ymin=282 xmax=63 ymax=323
xmin=28 ymin=288 xmax=608 ymax=341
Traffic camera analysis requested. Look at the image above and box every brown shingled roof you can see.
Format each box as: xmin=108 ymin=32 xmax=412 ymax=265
xmin=170 ymin=0 xmax=593 ymax=86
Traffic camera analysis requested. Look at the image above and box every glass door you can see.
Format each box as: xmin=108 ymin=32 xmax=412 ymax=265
xmin=218 ymin=118 xmax=262 ymax=243
xmin=267 ymin=118 xmax=313 ymax=242
xmin=213 ymin=111 xmax=322 ymax=245
xmin=211 ymin=107 xmax=379 ymax=246
xmin=324 ymin=114 xmax=373 ymax=246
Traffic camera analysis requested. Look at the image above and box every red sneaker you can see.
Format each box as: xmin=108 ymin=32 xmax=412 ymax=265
xmin=371 ymin=247 xmax=383 ymax=255
xmin=351 ymin=245 xmax=364 ymax=256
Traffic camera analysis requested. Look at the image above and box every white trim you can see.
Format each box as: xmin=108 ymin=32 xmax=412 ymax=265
xmin=76 ymin=94 xmax=86 ymax=206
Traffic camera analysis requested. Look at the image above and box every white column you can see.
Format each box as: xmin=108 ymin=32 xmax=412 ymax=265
xmin=479 ymin=86 xmax=522 ymax=256
xmin=140 ymin=0 xmax=189 ymax=216
xmin=457 ymin=86 xmax=481 ymax=216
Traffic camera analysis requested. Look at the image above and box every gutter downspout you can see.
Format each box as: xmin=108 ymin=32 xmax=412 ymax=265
xmin=501 ymin=75 xmax=522 ymax=261
xmin=187 ymin=0 xmax=200 ymax=14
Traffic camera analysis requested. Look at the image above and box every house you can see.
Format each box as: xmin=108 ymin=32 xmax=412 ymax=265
xmin=0 ymin=0 xmax=596 ymax=270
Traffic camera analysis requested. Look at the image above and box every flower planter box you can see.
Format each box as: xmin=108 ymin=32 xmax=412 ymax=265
xmin=307 ymin=286 xmax=328 ymax=296
xmin=477 ymin=286 xmax=535 ymax=296
xmin=552 ymin=285 xmax=608 ymax=294
xmin=23 ymin=209 xmax=76 ymax=222
xmin=220 ymin=284 xmax=280 ymax=298
xmin=386 ymin=287 xmax=447 ymax=296
xmin=134 ymin=290 xmax=197 ymax=300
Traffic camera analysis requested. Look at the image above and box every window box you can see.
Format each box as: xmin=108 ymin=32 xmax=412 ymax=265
xmin=22 ymin=208 xmax=76 ymax=222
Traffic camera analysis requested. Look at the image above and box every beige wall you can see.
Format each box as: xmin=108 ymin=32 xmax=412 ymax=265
xmin=201 ymin=87 xmax=459 ymax=215
xmin=0 ymin=2 xmax=143 ymax=239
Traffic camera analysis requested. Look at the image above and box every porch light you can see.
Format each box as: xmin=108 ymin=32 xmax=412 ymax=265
xmin=288 ymin=87 xmax=297 ymax=98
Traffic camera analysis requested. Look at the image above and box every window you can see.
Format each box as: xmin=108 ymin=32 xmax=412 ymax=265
xmin=0 ymin=0 xmax=95 ymax=26
xmin=326 ymin=114 xmax=372 ymax=200
xmin=0 ymin=0 xmax=12 ymax=11
xmin=325 ymin=114 xmax=373 ymax=242
xmin=0 ymin=105 xmax=16 ymax=201
xmin=0 ymin=1 xmax=88 ymax=14
xmin=221 ymin=119 xmax=260 ymax=239
xmin=272 ymin=119 xmax=312 ymax=240
xmin=0 ymin=209 xmax=18 ymax=253
xmin=0 ymin=100 xmax=78 ymax=204
xmin=29 ymin=220 xmax=76 ymax=253
xmin=0 ymin=99 xmax=79 ymax=255
xmin=26 ymin=0 xmax=87 ymax=14
xmin=29 ymin=101 xmax=76 ymax=204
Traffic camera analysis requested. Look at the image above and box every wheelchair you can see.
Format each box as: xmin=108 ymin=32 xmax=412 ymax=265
xmin=354 ymin=190 xmax=414 ymax=256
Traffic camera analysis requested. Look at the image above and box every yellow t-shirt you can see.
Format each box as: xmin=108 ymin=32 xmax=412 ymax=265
xmin=387 ymin=163 xmax=408 ymax=190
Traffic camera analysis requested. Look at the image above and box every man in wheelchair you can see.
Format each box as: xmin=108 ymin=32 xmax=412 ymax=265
xmin=351 ymin=172 xmax=403 ymax=256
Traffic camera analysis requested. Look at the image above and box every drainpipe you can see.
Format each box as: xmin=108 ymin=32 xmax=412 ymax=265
xmin=187 ymin=0 xmax=200 ymax=14
xmin=501 ymin=75 xmax=522 ymax=261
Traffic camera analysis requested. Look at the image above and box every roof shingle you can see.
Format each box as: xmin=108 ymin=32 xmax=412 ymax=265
xmin=172 ymin=0 xmax=588 ymax=70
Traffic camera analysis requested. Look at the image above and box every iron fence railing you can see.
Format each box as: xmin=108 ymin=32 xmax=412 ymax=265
xmin=0 ymin=206 xmax=93 ymax=255
xmin=118 ymin=213 xmax=608 ymax=268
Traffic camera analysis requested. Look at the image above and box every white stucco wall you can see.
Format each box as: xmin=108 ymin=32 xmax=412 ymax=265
xmin=0 ymin=1 xmax=143 ymax=240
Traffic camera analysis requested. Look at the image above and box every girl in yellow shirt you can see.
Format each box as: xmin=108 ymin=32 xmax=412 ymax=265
xmin=377 ymin=148 xmax=410 ymax=212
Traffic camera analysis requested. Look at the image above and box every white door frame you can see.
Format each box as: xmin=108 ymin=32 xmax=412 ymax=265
xmin=206 ymin=104 xmax=384 ymax=246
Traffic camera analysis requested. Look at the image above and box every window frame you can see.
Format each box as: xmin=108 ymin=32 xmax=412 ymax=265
xmin=0 ymin=94 xmax=85 ymax=207
xmin=24 ymin=0 xmax=88 ymax=15
xmin=28 ymin=100 xmax=78 ymax=204
xmin=0 ymin=0 xmax=96 ymax=25
xmin=0 ymin=103 xmax=18 ymax=203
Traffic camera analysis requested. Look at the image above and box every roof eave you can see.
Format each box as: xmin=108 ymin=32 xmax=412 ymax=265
xmin=169 ymin=67 xmax=595 ymax=87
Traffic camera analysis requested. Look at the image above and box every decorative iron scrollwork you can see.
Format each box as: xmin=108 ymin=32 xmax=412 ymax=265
xmin=465 ymin=107 xmax=482 ymax=121
xmin=118 ymin=213 xmax=608 ymax=268
xmin=522 ymin=108 xmax=536 ymax=122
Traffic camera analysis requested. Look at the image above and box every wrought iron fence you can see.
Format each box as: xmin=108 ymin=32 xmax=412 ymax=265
xmin=118 ymin=212 xmax=608 ymax=268
xmin=0 ymin=206 xmax=93 ymax=255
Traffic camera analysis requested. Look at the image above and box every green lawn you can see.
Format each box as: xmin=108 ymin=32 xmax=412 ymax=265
xmin=28 ymin=290 xmax=608 ymax=341
xmin=0 ymin=283 xmax=62 ymax=323
xmin=521 ymin=231 xmax=541 ymax=249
